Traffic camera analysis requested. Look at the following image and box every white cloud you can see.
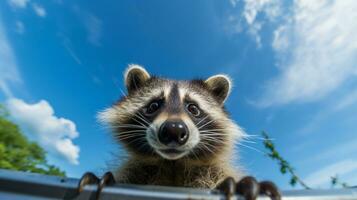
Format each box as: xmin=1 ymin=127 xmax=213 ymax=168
xmin=7 ymin=0 xmax=30 ymax=9
xmin=243 ymin=0 xmax=281 ymax=25
xmin=255 ymin=0 xmax=357 ymax=106
xmin=240 ymin=0 xmax=282 ymax=47
xmin=297 ymin=89 xmax=357 ymax=136
xmin=311 ymin=139 xmax=357 ymax=165
xmin=84 ymin=14 xmax=102 ymax=46
xmin=334 ymin=90 xmax=357 ymax=111
xmin=1 ymin=16 xmax=79 ymax=166
xmin=0 ymin=17 xmax=22 ymax=98
xmin=6 ymin=98 xmax=80 ymax=165
xmin=73 ymin=6 xmax=102 ymax=46
xmin=59 ymin=34 xmax=83 ymax=65
xmin=272 ymin=24 xmax=289 ymax=53
xmin=229 ymin=0 xmax=238 ymax=7
xmin=32 ymin=3 xmax=46 ymax=17
xmin=304 ymin=159 xmax=357 ymax=187
xmin=15 ymin=20 xmax=25 ymax=34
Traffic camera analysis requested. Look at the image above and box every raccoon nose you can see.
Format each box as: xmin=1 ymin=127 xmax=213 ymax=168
xmin=158 ymin=121 xmax=189 ymax=146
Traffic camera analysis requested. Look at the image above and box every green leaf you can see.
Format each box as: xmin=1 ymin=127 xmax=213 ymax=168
xmin=0 ymin=105 xmax=66 ymax=177
xmin=280 ymin=166 xmax=287 ymax=174
xmin=290 ymin=176 xmax=297 ymax=186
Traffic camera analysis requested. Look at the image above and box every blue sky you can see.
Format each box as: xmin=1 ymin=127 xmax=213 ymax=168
xmin=1 ymin=0 xmax=357 ymax=189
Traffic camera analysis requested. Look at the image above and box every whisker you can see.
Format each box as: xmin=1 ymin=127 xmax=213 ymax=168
xmin=202 ymin=145 xmax=215 ymax=155
xmin=200 ymin=134 xmax=226 ymax=139
xmin=190 ymin=149 xmax=200 ymax=160
xmin=99 ymin=124 xmax=143 ymax=129
xmin=119 ymin=134 xmax=146 ymax=140
xmin=199 ymin=131 xmax=231 ymax=135
xmin=198 ymin=143 xmax=215 ymax=155
xmin=118 ymin=130 xmax=147 ymax=135
xmin=196 ymin=115 xmax=209 ymax=126
xmin=119 ymin=88 xmax=127 ymax=97
xmin=131 ymin=116 xmax=148 ymax=128
xmin=240 ymin=139 xmax=257 ymax=144
xmin=200 ymin=136 xmax=225 ymax=142
xmin=125 ymin=136 xmax=146 ymax=146
xmin=198 ymin=119 xmax=216 ymax=130
xmin=200 ymin=137 xmax=225 ymax=144
xmin=111 ymin=124 xmax=147 ymax=129
xmin=203 ymin=141 xmax=221 ymax=148
xmin=118 ymin=132 xmax=146 ymax=137
xmin=116 ymin=131 xmax=146 ymax=136
xmin=133 ymin=113 xmax=150 ymax=127
xmin=199 ymin=131 xmax=227 ymax=134
xmin=243 ymin=134 xmax=276 ymax=141
xmin=110 ymin=80 xmax=127 ymax=97
xmin=203 ymin=142 xmax=223 ymax=154
xmin=237 ymin=143 xmax=265 ymax=154
xmin=135 ymin=112 xmax=151 ymax=126
xmin=199 ymin=128 xmax=227 ymax=132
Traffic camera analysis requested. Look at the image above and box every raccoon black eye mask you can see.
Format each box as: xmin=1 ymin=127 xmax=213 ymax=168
xmin=77 ymin=64 xmax=281 ymax=200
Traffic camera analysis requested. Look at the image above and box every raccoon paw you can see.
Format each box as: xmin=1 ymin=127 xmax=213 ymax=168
xmin=77 ymin=171 xmax=116 ymax=200
xmin=216 ymin=176 xmax=281 ymax=200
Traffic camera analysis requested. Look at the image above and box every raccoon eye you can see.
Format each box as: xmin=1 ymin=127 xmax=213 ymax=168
xmin=145 ymin=101 xmax=161 ymax=115
xmin=186 ymin=103 xmax=201 ymax=117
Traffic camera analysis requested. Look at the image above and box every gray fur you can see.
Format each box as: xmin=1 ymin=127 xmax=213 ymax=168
xmin=99 ymin=65 xmax=246 ymax=188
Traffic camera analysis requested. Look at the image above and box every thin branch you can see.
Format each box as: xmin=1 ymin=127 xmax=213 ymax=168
xmin=261 ymin=131 xmax=311 ymax=189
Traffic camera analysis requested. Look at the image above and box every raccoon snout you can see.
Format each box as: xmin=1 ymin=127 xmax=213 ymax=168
xmin=158 ymin=120 xmax=189 ymax=146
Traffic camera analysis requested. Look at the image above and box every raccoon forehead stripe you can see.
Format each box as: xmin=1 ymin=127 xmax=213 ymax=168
xmin=166 ymin=83 xmax=182 ymax=113
xmin=168 ymin=83 xmax=180 ymax=103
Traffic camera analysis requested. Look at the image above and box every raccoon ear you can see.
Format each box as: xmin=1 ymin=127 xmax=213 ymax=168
xmin=124 ymin=64 xmax=151 ymax=94
xmin=204 ymin=74 xmax=232 ymax=104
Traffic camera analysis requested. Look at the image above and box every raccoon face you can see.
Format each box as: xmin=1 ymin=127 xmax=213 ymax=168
xmin=99 ymin=65 xmax=244 ymax=161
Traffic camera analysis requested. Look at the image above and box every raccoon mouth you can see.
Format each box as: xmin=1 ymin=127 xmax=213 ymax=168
xmin=159 ymin=149 xmax=184 ymax=154
xmin=156 ymin=148 xmax=187 ymax=160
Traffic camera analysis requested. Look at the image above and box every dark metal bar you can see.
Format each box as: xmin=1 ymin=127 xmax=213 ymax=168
xmin=1 ymin=169 xmax=357 ymax=200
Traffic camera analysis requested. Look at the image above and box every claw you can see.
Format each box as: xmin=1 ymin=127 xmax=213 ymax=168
xmin=259 ymin=181 xmax=281 ymax=200
xmin=236 ymin=176 xmax=259 ymax=200
xmin=217 ymin=176 xmax=280 ymax=200
xmin=216 ymin=177 xmax=235 ymax=199
xmin=77 ymin=172 xmax=100 ymax=193
xmin=96 ymin=172 xmax=116 ymax=200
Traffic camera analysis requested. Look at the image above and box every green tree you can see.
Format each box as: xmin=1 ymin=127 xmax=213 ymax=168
xmin=0 ymin=105 xmax=65 ymax=177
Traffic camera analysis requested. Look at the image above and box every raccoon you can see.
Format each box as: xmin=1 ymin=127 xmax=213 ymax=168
xmin=88 ymin=65 xmax=280 ymax=200
xmin=99 ymin=64 xmax=244 ymax=188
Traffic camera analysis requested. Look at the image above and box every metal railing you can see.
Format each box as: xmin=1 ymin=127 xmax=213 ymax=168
xmin=0 ymin=169 xmax=356 ymax=200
